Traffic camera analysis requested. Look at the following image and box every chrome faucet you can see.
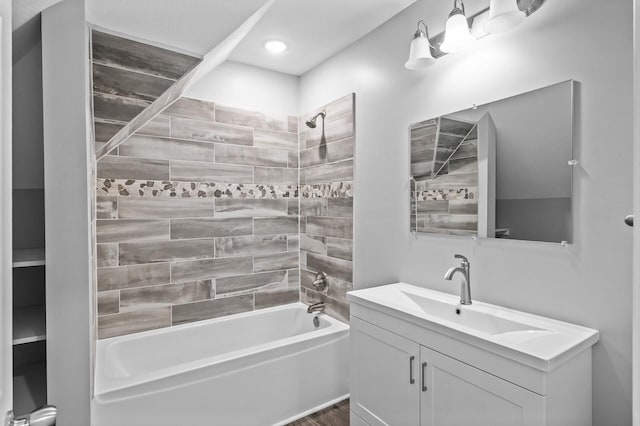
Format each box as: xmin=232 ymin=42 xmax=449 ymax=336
xmin=307 ymin=302 xmax=326 ymax=314
xmin=444 ymin=254 xmax=471 ymax=305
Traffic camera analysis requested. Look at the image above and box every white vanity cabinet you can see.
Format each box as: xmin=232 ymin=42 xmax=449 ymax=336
xmin=348 ymin=283 xmax=599 ymax=426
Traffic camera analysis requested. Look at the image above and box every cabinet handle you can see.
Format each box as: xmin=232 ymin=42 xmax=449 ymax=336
xmin=409 ymin=356 xmax=415 ymax=384
xmin=422 ymin=362 xmax=428 ymax=392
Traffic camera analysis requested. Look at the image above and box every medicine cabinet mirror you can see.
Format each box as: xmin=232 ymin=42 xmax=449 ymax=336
xmin=409 ymin=80 xmax=574 ymax=244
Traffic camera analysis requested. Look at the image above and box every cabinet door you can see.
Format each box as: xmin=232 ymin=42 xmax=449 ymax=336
xmin=351 ymin=317 xmax=420 ymax=426
xmin=420 ymin=346 xmax=545 ymax=426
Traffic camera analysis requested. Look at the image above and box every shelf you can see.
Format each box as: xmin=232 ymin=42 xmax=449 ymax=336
xmin=13 ymin=362 xmax=47 ymax=417
xmin=13 ymin=305 xmax=46 ymax=345
xmin=13 ymin=248 xmax=45 ymax=268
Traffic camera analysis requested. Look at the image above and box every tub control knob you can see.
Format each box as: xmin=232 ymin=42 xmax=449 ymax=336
xmin=312 ymin=271 xmax=328 ymax=294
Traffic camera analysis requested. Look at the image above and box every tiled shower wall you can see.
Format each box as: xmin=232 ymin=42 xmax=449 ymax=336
xmin=95 ymin=98 xmax=301 ymax=339
xmin=299 ymin=94 xmax=355 ymax=323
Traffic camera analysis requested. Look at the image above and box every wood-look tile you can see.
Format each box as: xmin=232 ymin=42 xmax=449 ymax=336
xmin=120 ymin=280 xmax=212 ymax=309
xmin=97 ymin=263 xmax=171 ymax=291
xmin=163 ymin=97 xmax=215 ymax=121
xmin=254 ymin=217 xmax=299 ymax=235
xmin=98 ymin=307 xmax=171 ymax=339
xmin=288 ymin=268 xmax=300 ymax=287
xmin=416 ymin=200 xmax=449 ymax=214
xmin=306 ymin=217 xmax=353 ymax=239
xmin=119 ymin=135 xmax=215 ymax=162
xmin=288 ymin=200 xmax=299 ymax=216
xmin=306 ymin=253 xmax=352 ymax=283
xmin=326 ymin=238 xmax=353 ymax=261
xmin=288 ymin=151 xmax=299 ymax=168
xmin=254 ymin=167 xmax=298 ymax=185
xmin=448 ymin=200 xmax=478 ymax=215
xmin=287 ymin=399 xmax=350 ymax=426
xmin=215 ymin=104 xmax=289 ymax=132
xmin=170 ymin=256 xmax=253 ymax=283
xmin=254 ymin=252 xmax=299 ymax=273
xmin=439 ymin=117 xmax=475 ymax=137
xmin=119 ymin=198 xmax=213 ymax=219
xmin=216 ymin=270 xmax=287 ymax=296
xmin=411 ymin=148 xmax=435 ymax=165
xmin=411 ymin=161 xmax=434 ymax=180
xmin=97 ymin=291 xmax=119 ymax=315
xmin=300 ymin=137 xmax=354 ymax=168
xmin=170 ymin=217 xmax=253 ymax=239
xmin=301 ymin=269 xmax=352 ymax=304
xmin=423 ymin=214 xmax=478 ymax=231
xmin=447 ymin=157 xmax=478 ymax=175
xmin=92 ymin=30 xmax=200 ymax=80
xmin=171 ymin=294 xmax=253 ymax=326
xmin=138 ymin=115 xmax=171 ymax=137
xmin=327 ymin=198 xmax=353 ymax=218
xmin=255 ymin=288 xmax=299 ymax=309
xmin=215 ymin=235 xmax=287 ymax=258
xmin=300 ymin=234 xmax=327 ymax=256
xmin=423 ymin=172 xmax=477 ymax=190
xmin=96 ymin=219 xmax=170 ymax=243
xmin=95 ymin=121 xmax=125 ymax=143
xmin=254 ymin=129 xmax=298 ymax=151
xmin=97 ymin=243 xmax=119 ymax=267
xmin=119 ymin=239 xmax=215 ymax=265
xmin=93 ymin=92 xmax=150 ymax=123
xmin=215 ymin=198 xmax=288 ymax=218
xmin=171 ymin=117 xmax=253 ymax=146
xmin=301 ymin=160 xmax=353 ymax=185
xmin=288 ymin=234 xmax=300 ymax=251
xmin=92 ymin=63 xmax=174 ymax=102
xmin=325 ymin=94 xmax=354 ymax=123
xmin=452 ymin=140 xmax=477 ymax=159
xmin=305 ymin=114 xmax=353 ymax=149
xmin=300 ymin=199 xmax=328 ymax=217
xmin=96 ymin=196 xmax=117 ymax=219
xmin=170 ymin=160 xmax=253 ymax=183
xmin=215 ymin=144 xmax=288 ymax=167
xmin=97 ymin=156 xmax=170 ymax=180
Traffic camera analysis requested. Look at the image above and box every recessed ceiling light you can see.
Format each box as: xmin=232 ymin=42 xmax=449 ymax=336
xmin=265 ymin=40 xmax=287 ymax=54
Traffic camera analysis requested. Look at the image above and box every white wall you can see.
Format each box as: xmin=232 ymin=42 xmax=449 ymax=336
xmin=185 ymin=60 xmax=299 ymax=114
xmin=298 ymin=0 xmax=633 ymax=424
xmin=42 ymin=0 xmax=92 ymax=423
xmin=0 ymin=0 xmax=12 ymax=418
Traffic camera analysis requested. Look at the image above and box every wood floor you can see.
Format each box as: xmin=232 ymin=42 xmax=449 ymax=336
xmin=287 ymin=399 xmax=350 ymax=426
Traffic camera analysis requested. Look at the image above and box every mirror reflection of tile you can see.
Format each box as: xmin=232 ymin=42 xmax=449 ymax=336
xmin=409 ymin=81 xmax=574 ymax=244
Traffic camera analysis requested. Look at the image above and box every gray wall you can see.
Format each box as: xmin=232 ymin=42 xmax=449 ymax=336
xmin=298 ymin=0 xmax=632 ymax=424
xmin=42 ymin=0 xmax=92 ymax=423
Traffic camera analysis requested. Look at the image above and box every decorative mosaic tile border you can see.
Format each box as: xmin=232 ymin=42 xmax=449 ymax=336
xmin=96 ymin=179 xmax=298 ymax=199
xmin=300 ymin=182 xmax=353 ymax=199
xmin=413 ymin=188 xmax=476 ymax=201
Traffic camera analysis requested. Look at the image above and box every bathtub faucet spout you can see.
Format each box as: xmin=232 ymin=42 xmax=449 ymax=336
xmin=307 ymin=302 xmax=326 ymax=314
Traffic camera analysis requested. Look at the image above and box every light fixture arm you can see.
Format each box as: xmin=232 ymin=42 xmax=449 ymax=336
xmin=415 ymin=20 xmax=434 ymax=49
xmin=452 ymin=0 xmax=466 ymax=15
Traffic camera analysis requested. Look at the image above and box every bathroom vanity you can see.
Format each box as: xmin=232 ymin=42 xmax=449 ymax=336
xmin=348 ymin=283 xmax=599 ymax=426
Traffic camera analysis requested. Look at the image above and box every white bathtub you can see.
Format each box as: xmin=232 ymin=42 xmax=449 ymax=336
xmin=92 ymin=303 xmax=350 ymax=426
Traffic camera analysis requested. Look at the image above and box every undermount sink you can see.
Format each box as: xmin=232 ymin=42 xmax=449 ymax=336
xmin=347 ymin=283 xmax=599 ymax=370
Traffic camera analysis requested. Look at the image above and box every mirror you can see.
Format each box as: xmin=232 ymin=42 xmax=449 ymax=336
xmin=410 ymin=81 xmax=574 ymax=244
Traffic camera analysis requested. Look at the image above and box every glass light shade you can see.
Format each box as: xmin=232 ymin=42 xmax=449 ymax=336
xmin=405 ymin=33 xmax=435 ymax=69
xmin=440 ymin=12 xmax=475 ymax=53
xmin=484 ymin=0 xmax=525 ymax=33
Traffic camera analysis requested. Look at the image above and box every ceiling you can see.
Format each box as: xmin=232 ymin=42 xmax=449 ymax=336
xmin=14 ymin=0 xmax=417 ymax=76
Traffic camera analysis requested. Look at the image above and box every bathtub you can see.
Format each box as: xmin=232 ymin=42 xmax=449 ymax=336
xmin=92 ymin=303 xmax=350 ymax=426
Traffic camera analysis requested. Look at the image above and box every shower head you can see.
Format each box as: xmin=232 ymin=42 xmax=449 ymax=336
xmin=305 ymin=111 xmax=326 ymax=129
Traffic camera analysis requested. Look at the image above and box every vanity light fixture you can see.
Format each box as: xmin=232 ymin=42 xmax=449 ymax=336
xmin=484 ymin=0 xmax=526 ymax=34
xmin=264 ymin=40 xmax=287 ymax=54
xmin=440 ymin=0 xmax=475 ymax=53
xmin=405 ymin=0 xmax=544 ymax=68
xmin=404 ymin=20 xmax=436 ymax=69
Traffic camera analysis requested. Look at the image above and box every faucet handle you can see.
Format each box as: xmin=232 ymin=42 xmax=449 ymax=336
xmin=454 ymin=254 xmax=469 ymax=265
